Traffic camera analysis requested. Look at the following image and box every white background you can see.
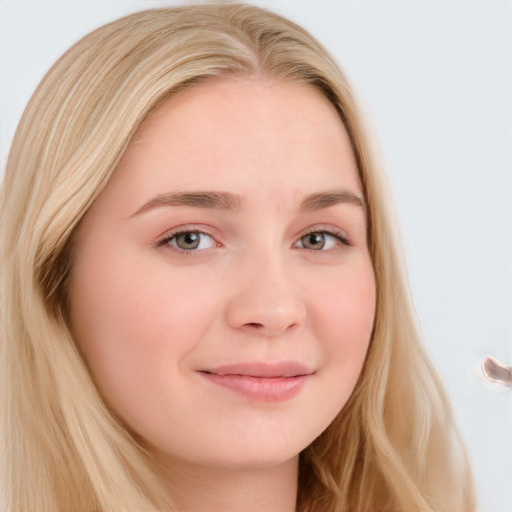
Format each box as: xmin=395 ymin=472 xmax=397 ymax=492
xmin=1 ymin=1 xmax=511 ymax=510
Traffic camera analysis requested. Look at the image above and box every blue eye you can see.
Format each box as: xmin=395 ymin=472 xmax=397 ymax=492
xmin=158 ymin=230 xmax=217 ymax=251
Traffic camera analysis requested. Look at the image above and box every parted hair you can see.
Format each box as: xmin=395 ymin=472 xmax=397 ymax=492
xmin=0 ymin=3 xmax=475 ymax=511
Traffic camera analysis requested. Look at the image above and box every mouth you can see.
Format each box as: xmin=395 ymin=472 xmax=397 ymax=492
xmin=198 ymin=361 xmax=314 ymax=402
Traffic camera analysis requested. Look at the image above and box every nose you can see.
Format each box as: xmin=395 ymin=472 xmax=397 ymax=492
xmin=224 ymin=252 xmax=306 ymax=337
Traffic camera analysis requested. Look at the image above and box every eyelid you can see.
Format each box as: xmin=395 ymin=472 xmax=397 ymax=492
xmin=154 ymin=225 xmax=220 ymax=252
xmin=297 ymin=225 xmax=351 ymax=248
xmin=154 ymin=223 xmax=351 ymax=255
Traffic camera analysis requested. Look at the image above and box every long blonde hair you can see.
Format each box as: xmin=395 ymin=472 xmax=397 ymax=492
xmin=0 ymin=3 xmax=475 ymax=511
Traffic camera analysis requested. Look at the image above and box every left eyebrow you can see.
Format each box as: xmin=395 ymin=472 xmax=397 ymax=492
xmin=299 ymin=189 xmax=365 ymax=212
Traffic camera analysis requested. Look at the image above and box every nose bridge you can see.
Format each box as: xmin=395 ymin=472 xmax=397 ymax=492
xmin=225 ymin=243 xmax=305 ymax=336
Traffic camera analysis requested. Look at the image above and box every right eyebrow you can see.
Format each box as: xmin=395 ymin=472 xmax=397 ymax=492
xmin=131 ymin=191 xmax=242 ymax=217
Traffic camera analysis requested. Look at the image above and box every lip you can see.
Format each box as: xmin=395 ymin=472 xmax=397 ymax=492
xmin=198 ymin=361 xmax=314 ymax=402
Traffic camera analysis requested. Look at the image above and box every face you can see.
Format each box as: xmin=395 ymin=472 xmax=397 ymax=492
xmin=69 ymin=78 xmax=375 ymax=473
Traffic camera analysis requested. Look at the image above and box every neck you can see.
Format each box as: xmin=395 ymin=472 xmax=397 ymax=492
xmin=157 ymin=456 xmax=299 ymax=512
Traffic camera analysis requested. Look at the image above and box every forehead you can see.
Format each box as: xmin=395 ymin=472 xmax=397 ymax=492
xmin=101 ymin=77 xmax=362 ymax=213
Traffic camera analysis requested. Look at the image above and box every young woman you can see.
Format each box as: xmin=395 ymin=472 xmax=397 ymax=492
xmin=0 ymin=3 xmax=475 ymax=511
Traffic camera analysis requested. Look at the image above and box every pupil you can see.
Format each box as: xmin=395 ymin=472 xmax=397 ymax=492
xmin=305 ymin=233 xmax=325 ymax=249
xmin=177 ymin=232 xmax=200 ymax=249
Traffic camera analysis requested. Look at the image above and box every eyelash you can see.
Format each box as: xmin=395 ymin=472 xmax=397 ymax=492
xmin=155 ymin=228 xmax=218 ymax=255
xmin=155 ymin=226 xmax=350 ymax=255
xmin=297 ymin=227 xmax=350 ymax=250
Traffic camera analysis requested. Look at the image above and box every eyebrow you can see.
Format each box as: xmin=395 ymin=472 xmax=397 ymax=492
xmin=132 ymin=188 xmax=365 ymax=216
xmin=298 ymin=189 xmax=365 ymax=212
xmin=132 ymin=191 xmax=242 ymax=216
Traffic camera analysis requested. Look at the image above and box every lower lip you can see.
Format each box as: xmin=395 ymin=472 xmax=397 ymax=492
xmin=200 ymin=373 xmax=309 ymax=402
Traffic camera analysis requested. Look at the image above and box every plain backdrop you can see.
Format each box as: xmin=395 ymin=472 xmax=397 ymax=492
xmin=1 ymin=1 xmax=511 ymax=510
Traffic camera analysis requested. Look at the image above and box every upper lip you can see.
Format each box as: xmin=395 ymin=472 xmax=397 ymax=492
xmin=200 ymin=361 xmax=314 ymax=378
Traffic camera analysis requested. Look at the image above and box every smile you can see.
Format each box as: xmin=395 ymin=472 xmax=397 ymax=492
xmin=198 ymin=362 xmax=314 ymax=402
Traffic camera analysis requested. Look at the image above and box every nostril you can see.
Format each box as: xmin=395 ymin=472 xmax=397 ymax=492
xmin=245 ymin=322 xmax=264 ymax=329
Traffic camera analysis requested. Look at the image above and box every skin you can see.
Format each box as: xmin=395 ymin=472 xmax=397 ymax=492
xmin=69 ymin=78 xmax=376 ymax=512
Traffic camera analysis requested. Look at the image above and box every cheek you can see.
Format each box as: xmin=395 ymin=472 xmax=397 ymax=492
xmin=71 ymin=243 xmax=217 ymax=345
xmin=68 ymin=248 xmax=218 ymax=421
xmin=314 ymin=258 xmax=375 ymax=344
xmin=310 ymin=258 xmax=375 ymax=391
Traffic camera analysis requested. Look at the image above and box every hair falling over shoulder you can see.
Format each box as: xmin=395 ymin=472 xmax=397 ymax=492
xmin=0 ymin=3 xmax=476 ymax=511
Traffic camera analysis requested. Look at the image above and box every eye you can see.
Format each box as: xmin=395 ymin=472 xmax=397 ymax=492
xmin=294 ymin=229 xmax=349 ymax=251
xmin=157 ymin=230 xmax=217 ymax=252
